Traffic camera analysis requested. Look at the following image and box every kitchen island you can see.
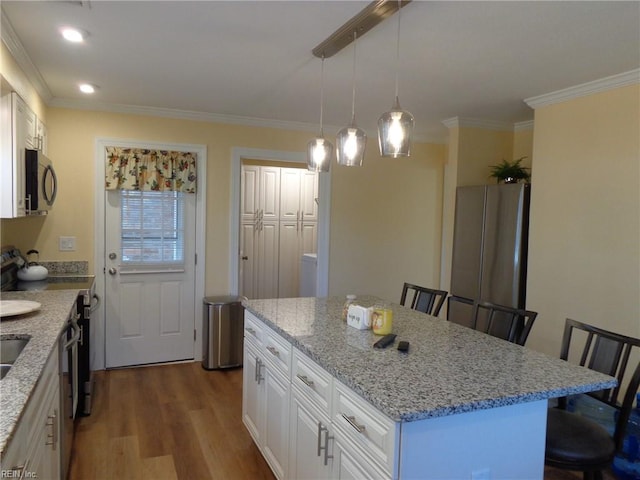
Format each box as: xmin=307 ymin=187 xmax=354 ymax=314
xmin=242 ymin=296 xmax=616 ymax=480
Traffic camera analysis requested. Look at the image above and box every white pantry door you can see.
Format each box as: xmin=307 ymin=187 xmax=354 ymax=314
xmin=105 ymin=189 xmax=196 ymax=368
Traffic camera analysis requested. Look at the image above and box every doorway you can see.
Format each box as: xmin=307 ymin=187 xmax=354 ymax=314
xmin=230 ymin=148 xmax=330 ymax=298
xmin=94 ymin=139 xmax=207 ymax=370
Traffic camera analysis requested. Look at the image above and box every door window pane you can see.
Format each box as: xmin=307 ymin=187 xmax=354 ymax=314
xmin=120 ymin=190 xmax=185 ymax=266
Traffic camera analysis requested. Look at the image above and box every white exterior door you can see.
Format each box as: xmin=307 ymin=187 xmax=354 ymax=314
xmin=104 ymin=189 xmax=197 ymax=368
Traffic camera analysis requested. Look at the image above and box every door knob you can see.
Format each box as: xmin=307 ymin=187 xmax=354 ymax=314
xmin=108 ymin=267 xmax=117 ymax=275
xmin=109 ymin=252 xmax=117 ymax=260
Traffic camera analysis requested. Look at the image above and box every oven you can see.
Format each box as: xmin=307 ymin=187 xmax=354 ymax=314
xmin=77 ymin=287 xmax=99 ymax=416
xmin=59 ymin=308 xmax=80 ymax=480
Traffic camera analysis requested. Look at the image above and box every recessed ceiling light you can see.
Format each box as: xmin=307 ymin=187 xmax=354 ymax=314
xmin=79 ymin=83 xmax=97 ymax=94
xmin=61 ymin=27 xmax=86 ymax=43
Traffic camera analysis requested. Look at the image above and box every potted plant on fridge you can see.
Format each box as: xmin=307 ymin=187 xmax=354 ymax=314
xmin=489 ymin=156 xmax=531 ymax=184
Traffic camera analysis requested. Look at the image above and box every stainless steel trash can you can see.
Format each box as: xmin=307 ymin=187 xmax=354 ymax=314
xmin=202 ymin=295 xmax=246 ymax=370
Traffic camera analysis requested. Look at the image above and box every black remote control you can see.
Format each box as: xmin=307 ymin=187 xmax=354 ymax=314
xmin=373 ymin=334 xmax=397 ymax=349
xmin=397 ymin=341 xmax=410 ymax=352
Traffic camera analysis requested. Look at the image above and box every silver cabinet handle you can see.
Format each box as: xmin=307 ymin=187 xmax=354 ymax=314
xmin=266 ymin=345 xmax=280 ymax=357
xmin=296 ymin=373 xmax=314 ymax=388
xmin=317 ymin=421 xmax=323 ymax=457
xmin=317 ymin=422 xmax=333 ymax=465
xmin=255 ymin=358 xmax=264 ymax=384
xmin=246 ymin=327 xmax=257 ymax=337
xmin=341 ymin=413 xmax=366 ymax=433
xmin=46 ymin=409 xmax=58 ymax=449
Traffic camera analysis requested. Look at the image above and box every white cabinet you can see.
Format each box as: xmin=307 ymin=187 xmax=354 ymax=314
xmin=36 ymin=118 xmax=48 ymax=154
xmin=0 ymin=91 xmax=47 ymax=218
xmin=1 ymin=347 xmax=61 ymax=480
xmin=241 ymin=165 xmax=281 ymax=299
xmin=278 ymin=168 xmax=318 ymax=297
xmin=241 ymin=165 xmax=280 ymax=221
xmin=289 ymin=390 xmax=331 ymax=480
xmin=243 ymin=314 xmax=394 ymax=480
xmin=240 ymin=219 xmax=280 ymax=299
xmin=280 ymin=168 xmax=318 ymax=222
xmin=240 ymin=165 xmax=318 ymax=299
xmin=1 ymin=92 xmax=33 ymax=217
xmin=242 ymin=313 xmax=291 ymax=480
xmin=277 ymin=220 xmax=317 ymax=298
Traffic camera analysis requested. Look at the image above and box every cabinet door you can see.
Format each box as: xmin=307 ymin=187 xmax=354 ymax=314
xmin=300 ymin=221 xmax=318 ymax=255
xmin=241 ymin=165 xmax=260 ymax=222
xmin=300 ymin=170 xmax=318 ymax=221
xmin=280 ymin=168 xmax=301 ymax=221
xmin=278 ymin=221 xmax=300 ymax=298
xmin=260 ymin=166 xmax=280 ymax=220
xmin=262 ymin=365 xmax=290 ymax=480
xmin=332 ymin=433 xmax=389 ymax=480
xmin=22 ymin=97 xmax=37 ymax=150
xmin=240 ymin=222 xmax=258 ymax=299
xmin=257 ymin=221 xmax=279 ymax=299
xmin=242 ymin=342 xmax=263 ymax=445
xmin=289 ymin=391 xmax=330 ymax=480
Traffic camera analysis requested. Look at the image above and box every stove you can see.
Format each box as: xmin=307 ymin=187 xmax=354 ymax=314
xmin=1 ymin=245 xmax=98 ymax=418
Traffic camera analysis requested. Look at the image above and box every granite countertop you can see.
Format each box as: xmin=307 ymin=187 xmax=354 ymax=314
xmin=0 ymin=289 xmax=80 ymax=456
xmin=244 ymin=296 xmax=617 ymax=423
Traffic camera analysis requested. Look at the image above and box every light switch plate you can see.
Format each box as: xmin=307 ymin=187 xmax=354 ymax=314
xmin=59 ymin=236 xmax=76 ymax=251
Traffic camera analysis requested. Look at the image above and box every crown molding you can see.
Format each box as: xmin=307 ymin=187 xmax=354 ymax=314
xmin=524 ymin=69 xmax=640 ymax=109
xmin=514 ymin=120 xmax=534 ymax=131
xmin=49 ymin=97 xmax=437 ymax=143
xmin=49 ymin=97 xmax=323 ymax=131
xmin=1 ymin=8 xmax=52 ymax=102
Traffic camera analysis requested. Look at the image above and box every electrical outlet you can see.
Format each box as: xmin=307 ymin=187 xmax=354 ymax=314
xmin=471 ymin=469 xmax=491 ymax=480
xmin=59 ymin=236 xmax=76 ymax=252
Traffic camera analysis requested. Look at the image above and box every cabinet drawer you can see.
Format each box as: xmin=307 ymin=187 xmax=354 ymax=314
xmin=244 ymin=311 xmax=264 ymax=347
xmin=263 ymin=327 xmax=291 ymax=376
xmin=332 ymin=381 xmax=397 ymax=475
xmin=292 ymin=349 xmax=332 ymax=415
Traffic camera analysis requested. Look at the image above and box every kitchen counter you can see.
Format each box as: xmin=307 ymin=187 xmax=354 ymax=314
xmin=0 ymin=289 xmax=79 ymax=456
xmin=244 ymin=296 xmax=616 ymax=423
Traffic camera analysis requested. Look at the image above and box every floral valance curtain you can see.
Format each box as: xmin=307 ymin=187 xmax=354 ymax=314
xmin=105 ymin=146 xmax=197 ymax=193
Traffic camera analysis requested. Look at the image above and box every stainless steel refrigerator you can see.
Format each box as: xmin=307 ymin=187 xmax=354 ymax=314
xmin=449 ymin=183 xmax=531 ymax=328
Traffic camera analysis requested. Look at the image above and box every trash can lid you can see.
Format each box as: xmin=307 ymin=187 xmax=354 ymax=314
xmin=203 ymin=295 xmax=247 ymax=305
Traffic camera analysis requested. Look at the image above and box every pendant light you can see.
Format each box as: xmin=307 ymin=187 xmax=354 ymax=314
xmin=307 ymin=55 xmax=334 ymax=172
xmin=377 ymin=0 xmax=414 ymax=158
xmin=336 ymin=30 xmax=366 ymax=167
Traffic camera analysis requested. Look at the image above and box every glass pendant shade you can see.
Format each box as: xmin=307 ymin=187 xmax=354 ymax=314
xmin=377 ymin=96 xmax=414 ymax=158
xmin=336 ymin=118 xmax=366 ymax=167
xmin=307 ymin=136 xmax=333 ymax=172
xmin=307 ymin=56 xmax=333 ymax=172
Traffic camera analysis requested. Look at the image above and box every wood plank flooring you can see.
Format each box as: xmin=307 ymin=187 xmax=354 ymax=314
xmin=69 ymin=362 xmax=613 ymax=480
xmin=69 ymin=362 xmax=274 ymax=480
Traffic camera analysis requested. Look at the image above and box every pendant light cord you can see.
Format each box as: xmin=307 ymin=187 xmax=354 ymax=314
xmin=320 ymin=55 xmax=326 ymax=137
xmin=394 ymin=0 xmax=401 ymax=100
xmin=351 ymin=30 xmax=357 ymax=122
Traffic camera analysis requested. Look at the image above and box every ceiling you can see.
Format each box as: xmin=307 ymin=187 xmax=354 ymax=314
xmin=2 ymin=1 xmax=639 ymax=143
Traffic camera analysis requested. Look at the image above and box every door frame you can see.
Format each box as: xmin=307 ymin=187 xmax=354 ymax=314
xmin=230 ymin=147 xmax=330 ymax=297
xmin=94 ymin=138 xmax=207 ymax=370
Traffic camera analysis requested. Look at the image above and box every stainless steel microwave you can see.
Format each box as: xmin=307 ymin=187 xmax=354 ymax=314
xmin=25 ymin=148 xmax=57 ymax=214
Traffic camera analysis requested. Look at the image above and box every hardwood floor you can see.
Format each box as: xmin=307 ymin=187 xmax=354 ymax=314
xmin=69 ymin=362 xmax=614 ymax=480
xmin=69 ymin=362 xmax=274 ymax=480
